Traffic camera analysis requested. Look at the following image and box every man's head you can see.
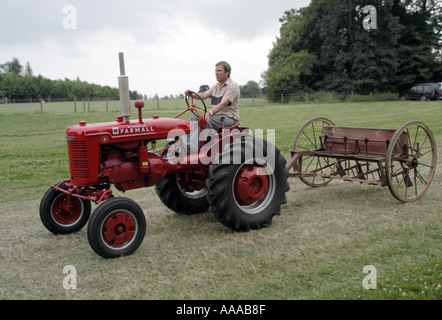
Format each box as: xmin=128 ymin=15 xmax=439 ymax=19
xmin=215 ymin=61 xmax=231 ymax=83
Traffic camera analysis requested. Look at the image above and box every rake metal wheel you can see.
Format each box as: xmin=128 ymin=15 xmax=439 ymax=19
xmin=292 ymin=117 xmax=336 ymax=187
xmin=386 ymin=121 xmax=437 ymax=202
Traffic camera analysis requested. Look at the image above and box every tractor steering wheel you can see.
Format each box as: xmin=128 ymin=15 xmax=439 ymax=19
xmin=185 ymin=90 xmax=207 ymax=119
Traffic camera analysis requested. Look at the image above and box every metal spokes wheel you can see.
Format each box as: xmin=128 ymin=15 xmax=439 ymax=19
xmin=386 ymin=121 xmax=437 ymax=202
xmin=292 ymin=117 xmax=336 ymax=187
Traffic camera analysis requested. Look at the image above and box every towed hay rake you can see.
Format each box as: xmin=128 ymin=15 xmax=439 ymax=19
xmin=287 ymin=118 xmax=437 ymax=202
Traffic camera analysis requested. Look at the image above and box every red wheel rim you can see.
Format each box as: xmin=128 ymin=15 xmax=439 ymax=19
xmin=234 ymin=165 xmax=269 ymax=206
xmin=102 ymin=212 xmax=136 ymax=247
xmin=51 ymin=194 xmax=83 ymax=226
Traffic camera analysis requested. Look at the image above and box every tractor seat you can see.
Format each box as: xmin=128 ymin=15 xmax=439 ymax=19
xmin=220 ymin=122 xmax=250 ymax=137
xmin=218 ymin=116 xmax=240 ymax=131
xmin=223 ymin=121 xmax=241 ymax=130
xmin=219 ymin=120 xmax=241 ymax=136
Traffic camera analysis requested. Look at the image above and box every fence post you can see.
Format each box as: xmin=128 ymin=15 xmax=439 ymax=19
xmin=156 ymin=96 xmax=160 ymax=110
xmin=74 ymin=96 xmax=77 ymax=113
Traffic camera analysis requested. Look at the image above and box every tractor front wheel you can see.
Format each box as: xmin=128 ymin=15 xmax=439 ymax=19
xmin=87 ymin=197 xmax=146 ymax=259
xmin=40 ymin=183 xmax=91 ymax=234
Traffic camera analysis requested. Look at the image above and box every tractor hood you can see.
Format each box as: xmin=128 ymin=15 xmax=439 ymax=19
xmin=66 ymin=116 xmax=191 ymax=142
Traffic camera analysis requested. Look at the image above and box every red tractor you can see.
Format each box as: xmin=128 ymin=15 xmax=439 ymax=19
xmin=39 ymin=54 xmax=290 ymax=258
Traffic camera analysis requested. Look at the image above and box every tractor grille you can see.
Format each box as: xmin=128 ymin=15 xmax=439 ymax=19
xmin=69 ymin=140 xmax=90 ymax=179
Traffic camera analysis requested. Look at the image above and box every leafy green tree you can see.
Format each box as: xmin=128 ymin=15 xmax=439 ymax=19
xmin=22 ymin=75 xmax=38 ymax=99
xmin=263 ymin=50 xmax=316 ymax=100
xmin=240 ymin=81 xmax=263 ymax=97
xmin=316 ymin=1 xmax=402 ymax=94
xmin=0 ymin=73 xmax=21 ymax=100
xmin=130 ymin=90 xmax=143 ymax=100
xmin=263 ymin=0 xmax=329 ymax=99
xmin=39 ymin=77 xmax=55 ymax=100
xmin=393 ymin=0 xmax=442 ymax=90
xmin=263 ymin=0 xmax=442 ymax=98
xmin=1 ymin=58 xmax=23 ymax=75
xmin=24 ymin=62 xmax=33 ymax=77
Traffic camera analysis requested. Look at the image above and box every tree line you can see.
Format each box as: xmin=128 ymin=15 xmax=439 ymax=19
xmin=0 ymin=58 xmax=143 ymax=102
xmin=263 ymin=0 xmax=442 ymax=100
xmin=0 ymin=57 xmax=264 ymax=102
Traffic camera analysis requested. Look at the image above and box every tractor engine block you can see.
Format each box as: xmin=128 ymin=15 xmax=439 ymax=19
xmin=100 ymin=145 xmax=149 ymax=191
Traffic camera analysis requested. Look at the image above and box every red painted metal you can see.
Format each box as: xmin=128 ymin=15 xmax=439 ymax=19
xmin=234 ymin=165 xmax=269 ymax=206
xmin=66 ymin=116 xmax=192 ymax=187
xmin=323 ymin=126 xmax=406 ymax=155
xmin=324 ymin=126 xmax=394 ymax=154
xmin=134 ymin=100 xmax=144 ymax=124
xmin=51 ymin=180 xmax=114 ymax=204
xmin=51 ymin=193 xmax=83 ymax=225
xmin=102 ymin=212 xmax=136 ymax=247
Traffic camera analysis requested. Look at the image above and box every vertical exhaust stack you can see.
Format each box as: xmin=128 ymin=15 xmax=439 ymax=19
xmin=118 ymin=52 xmax=131 ymax=123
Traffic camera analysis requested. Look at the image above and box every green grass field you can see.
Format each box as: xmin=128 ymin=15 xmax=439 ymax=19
xmin=0 ymin=99 xmax=441 ymax=300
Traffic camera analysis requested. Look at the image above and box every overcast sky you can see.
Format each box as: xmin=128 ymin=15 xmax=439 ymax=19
xmin=1 ymin=0 xmax=311 ymax=97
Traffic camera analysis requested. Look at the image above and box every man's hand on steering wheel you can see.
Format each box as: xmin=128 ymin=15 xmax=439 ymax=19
xmin=185 ymin=90 xmax=208 ymax=118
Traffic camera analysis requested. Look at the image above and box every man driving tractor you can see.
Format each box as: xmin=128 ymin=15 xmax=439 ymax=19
xmin=185 ymin=61 xmax=241 ymax=142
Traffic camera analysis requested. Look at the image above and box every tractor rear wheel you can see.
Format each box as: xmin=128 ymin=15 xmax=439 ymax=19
xmin=155 ymin=173 xmax=210 ymax=215
xmin=40 ymin=183 xmax=91 ymax=234
xmin=206 ymin=138 xmax=290 ymax=232
xmin=87 ymin=197 xmax=146 ymax=259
